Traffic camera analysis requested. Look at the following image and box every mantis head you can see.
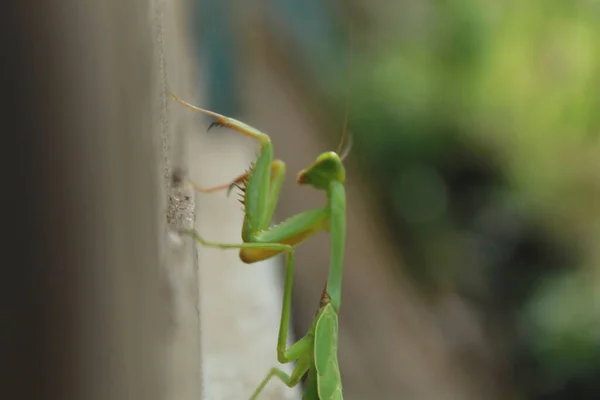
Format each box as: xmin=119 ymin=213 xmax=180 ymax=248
xmin=296 ymin=151 xmax=346 ymax=190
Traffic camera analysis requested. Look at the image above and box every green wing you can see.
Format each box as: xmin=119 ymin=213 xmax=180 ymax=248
xmin=303 ymin=365 xmax=319 ymax=400
xmin=314 ymin=304 xmax=343 ymax=400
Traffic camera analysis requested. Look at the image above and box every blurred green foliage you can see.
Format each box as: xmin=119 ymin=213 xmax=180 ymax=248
xmin=318 ymin=0 xmax=600 ymax=398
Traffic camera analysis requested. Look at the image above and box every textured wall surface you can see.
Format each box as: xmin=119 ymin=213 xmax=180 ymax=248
xmin=1 ymin=1 xmax=193 ymax=400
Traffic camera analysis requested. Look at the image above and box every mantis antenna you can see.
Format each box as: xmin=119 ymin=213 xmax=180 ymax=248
xmin=337 ymin=19 xmax=353 ymax=161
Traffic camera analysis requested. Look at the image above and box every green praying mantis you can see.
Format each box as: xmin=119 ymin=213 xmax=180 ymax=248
xmin=171 ymin=67 xmax=351 ymax=400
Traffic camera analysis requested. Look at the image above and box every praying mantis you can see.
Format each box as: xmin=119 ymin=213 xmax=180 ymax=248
xmin=171 ymin=35 xmax=352 ymax=399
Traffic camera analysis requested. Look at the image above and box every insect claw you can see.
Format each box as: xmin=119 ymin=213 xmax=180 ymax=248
xmin=227 ymin=182 xmax=239 ymax=197
xmin=207 ymin=121 xmax=222 ymax=132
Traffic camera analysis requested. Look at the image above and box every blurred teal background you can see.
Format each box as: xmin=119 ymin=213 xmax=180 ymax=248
xmin=193 ymin=0 xmax=600 ymax=398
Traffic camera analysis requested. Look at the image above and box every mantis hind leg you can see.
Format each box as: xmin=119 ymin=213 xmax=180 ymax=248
xmin=248 ymin=356 xmax=311 ymax=400
xmin=248 ymin=368 xmax=293 ymax=400
xmin=248 ymin=368 xmax=297 ymax=400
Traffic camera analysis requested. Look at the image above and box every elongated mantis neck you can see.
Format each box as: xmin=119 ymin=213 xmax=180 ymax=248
xmin=325 ymin=181 xmax=346 ymax=312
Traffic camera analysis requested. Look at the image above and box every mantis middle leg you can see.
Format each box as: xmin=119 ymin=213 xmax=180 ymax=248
xmin=185 ymin=230 xmax=317 ymax=399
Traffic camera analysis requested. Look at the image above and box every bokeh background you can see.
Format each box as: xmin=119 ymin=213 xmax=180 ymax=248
xmin=187 ymin=0 xmax=600 ymax=398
